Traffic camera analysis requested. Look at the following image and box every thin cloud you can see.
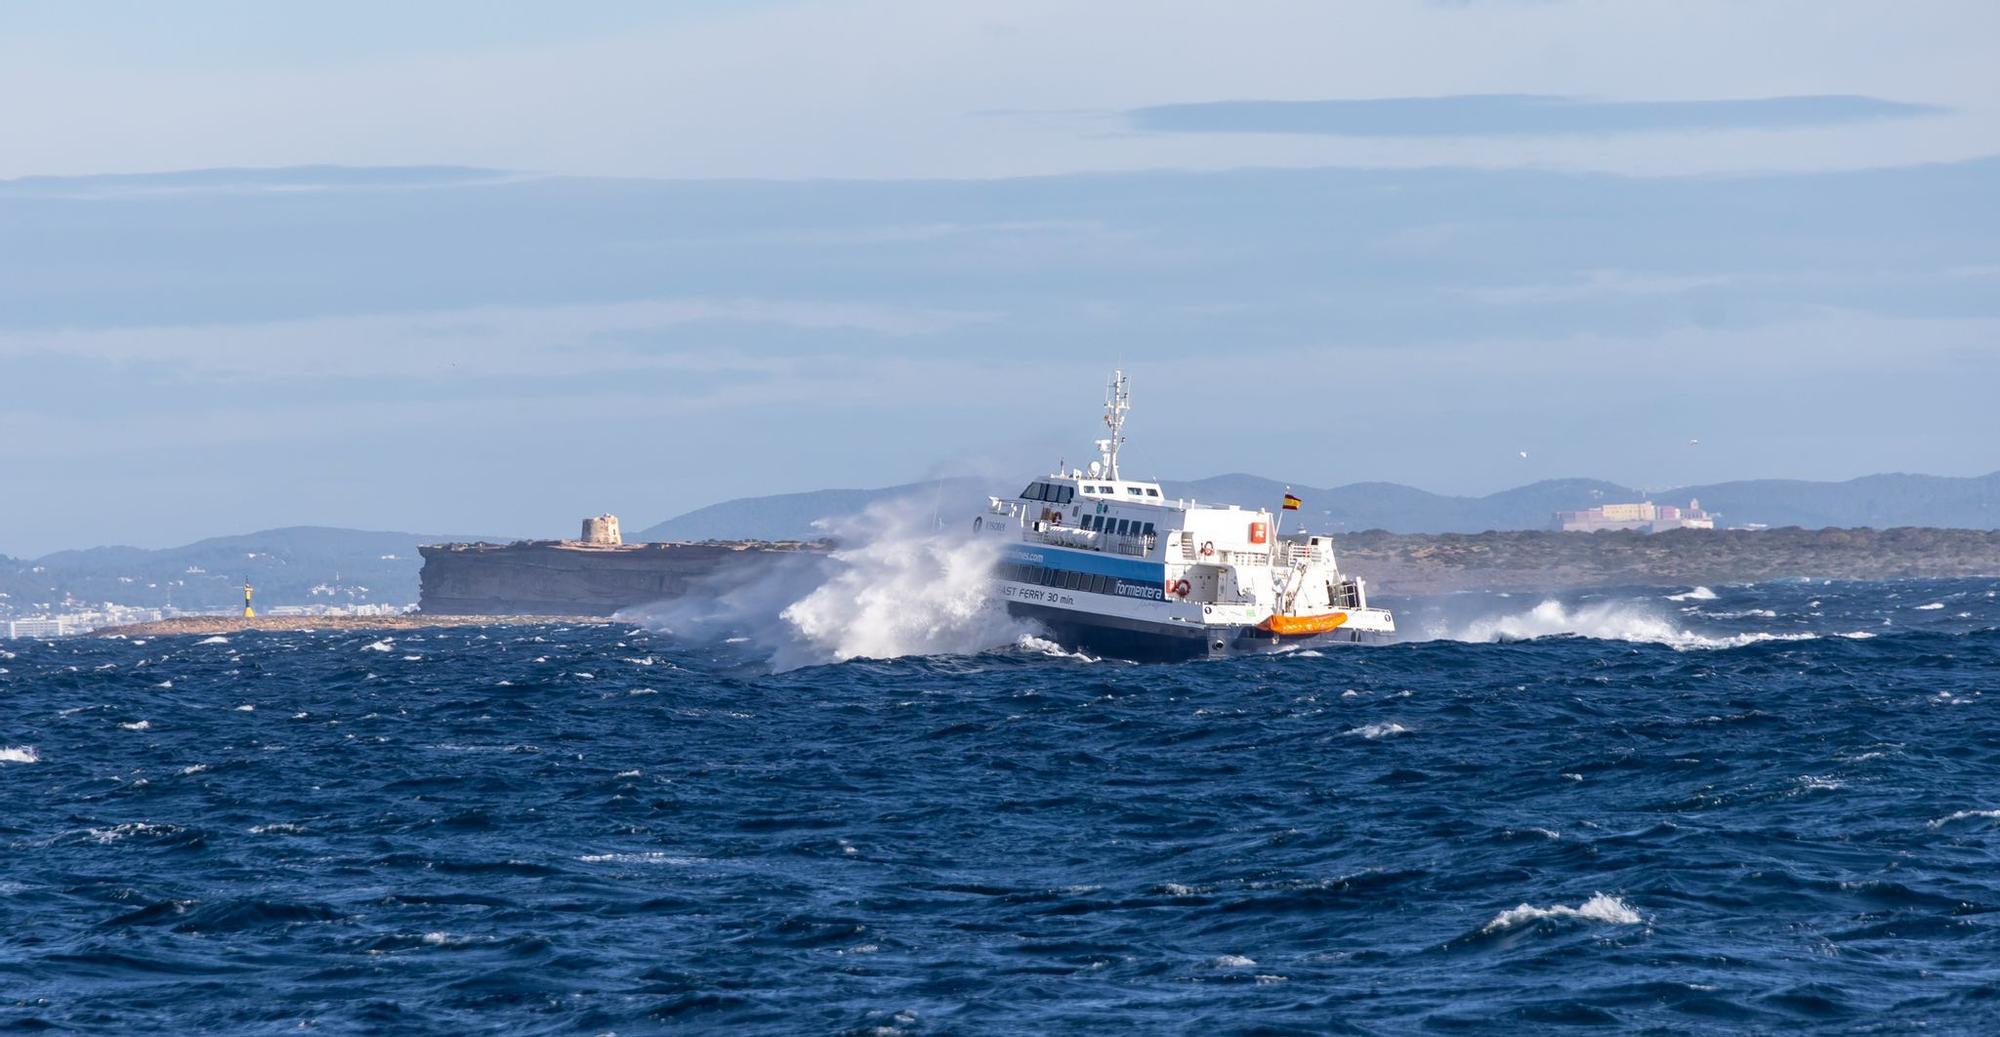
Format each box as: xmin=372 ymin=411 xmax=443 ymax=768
xmin=1127 ymin=94 xmax=1945 ymax=138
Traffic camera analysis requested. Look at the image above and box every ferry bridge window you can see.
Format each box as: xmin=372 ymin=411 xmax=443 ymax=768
xmin=1057 ymin=486 xmax=1074 ymax=504
xmin=1126 ymin=487 xmax=1143 ymax=496
xmin=1146 ymin=488 xmax=1160 ymax=497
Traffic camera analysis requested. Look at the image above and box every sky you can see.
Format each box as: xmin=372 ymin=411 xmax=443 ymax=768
xmin=1 ymin=0 xmax=1997 ymax=555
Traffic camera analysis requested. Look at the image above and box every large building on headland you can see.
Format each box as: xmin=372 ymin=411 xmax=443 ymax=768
xmin=1555 ymin=499 xmax=1715 ymax=534
xmin=417 ymin=514 xmax=824 ymax=616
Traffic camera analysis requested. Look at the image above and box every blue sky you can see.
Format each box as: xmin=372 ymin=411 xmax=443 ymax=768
xmin=1 ymin=1 xmax=1996 ymax=554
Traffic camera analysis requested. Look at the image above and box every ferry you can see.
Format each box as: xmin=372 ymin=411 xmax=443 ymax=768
xmin=976 ymin=372 xmax=1395 ymax=660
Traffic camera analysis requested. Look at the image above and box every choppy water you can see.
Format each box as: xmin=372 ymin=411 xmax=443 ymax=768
xmin=4 ymin=578 xmax=2000 ymax=1034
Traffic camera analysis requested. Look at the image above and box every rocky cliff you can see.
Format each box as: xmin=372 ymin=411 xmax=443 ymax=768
xmin=417 ymin=540 xmax=821 ymax=616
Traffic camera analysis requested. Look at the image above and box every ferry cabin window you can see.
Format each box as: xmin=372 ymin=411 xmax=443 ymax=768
xmin=1056 ymin=486 xmax=1074 ymax=504
xmin=1126 ymin=487 xmax=1143 ymax=496
xmin=1146 ymin=488 xmax=1160 ymax=497
xmin=1116 ymin=519 xmax=1131 ymax=536
xmin=1142 ymin=522 xmax=1156 ymax=537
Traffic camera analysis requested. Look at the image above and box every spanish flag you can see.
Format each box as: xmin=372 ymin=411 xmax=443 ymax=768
xmin=1282 ymin=493 xmax=1302 ymax=511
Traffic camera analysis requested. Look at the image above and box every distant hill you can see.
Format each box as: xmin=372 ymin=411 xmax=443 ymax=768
xmin=632 ymin=479 xmax=989 ymax=542
xmin=636 ymin=471 xmax=2000 ymax=540
xmin=2 ymin=526 xmax=498 ymax=615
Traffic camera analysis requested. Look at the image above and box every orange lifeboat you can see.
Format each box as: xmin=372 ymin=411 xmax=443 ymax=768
xmin=1256 ymin=612 xmax=1350 ymax=636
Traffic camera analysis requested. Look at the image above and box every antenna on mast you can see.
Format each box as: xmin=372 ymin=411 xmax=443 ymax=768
xmin=1095 ymin=370 xmax=1130 ymax=479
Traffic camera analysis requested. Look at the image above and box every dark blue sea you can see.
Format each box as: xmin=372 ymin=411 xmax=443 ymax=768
xmin=5 ymin=578 xmax=2000 ymax=1034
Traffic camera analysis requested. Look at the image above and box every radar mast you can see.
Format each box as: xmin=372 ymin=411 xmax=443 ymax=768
xmin=1096 ymin=370 xmax=1130 ymax=479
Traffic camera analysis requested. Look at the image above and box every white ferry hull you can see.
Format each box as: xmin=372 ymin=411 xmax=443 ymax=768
xmin=1002 ymin=593 xmax=1394 ymax=661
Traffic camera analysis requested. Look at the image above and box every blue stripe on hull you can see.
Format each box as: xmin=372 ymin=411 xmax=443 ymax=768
xmin=1002 ymin=544 xmax=1163 ymax=584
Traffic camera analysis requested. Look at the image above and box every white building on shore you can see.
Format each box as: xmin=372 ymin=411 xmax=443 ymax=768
xmin=1556 ymin=499 xmax=1715 ymax=533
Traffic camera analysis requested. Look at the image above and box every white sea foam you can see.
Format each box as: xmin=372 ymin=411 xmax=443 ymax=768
xmin=1346 ymin=722 xmax=1409 ymax=739
xmin=1915 ymin=602 xmax=1946 ymax=611
xmin=1839 ymin=630 xmax=1876 ymax=639
xmin=1928 ymin=809 xmax=2000 ymax=828
xmin=249 ymin=823 xmax=305 ymax=834
xmin=0 ymin=746 xmax=39 ymax=764
xmin=86 ymin=822 xmax=178 ymax=844
xmin=1483 ymin=893 xmax=1641 ymax=932
xmin=196 ymin=635 xmax=230 ymax=645
xmin=1210 ymin=954 xmax=1257 ymax=968
xmin=1667 ymin=586 xmax=1718 ymax=602
xmin=1444 ymin=599 xmax=1810 ymax=650
xmin=179 ymin=763 xmax=210 ymax=775
xmin=777 ymin=503 xmax=1029 ymax=667
xmin=235 ymin=704 xmax=255 ymax=712
xmin=1018 ymin=634 xmax=1100 ymax=662
xmin=361 ymin=639 xmax=393 ymax=652
xmin=120 ymin=720 xmax=152 ymax=731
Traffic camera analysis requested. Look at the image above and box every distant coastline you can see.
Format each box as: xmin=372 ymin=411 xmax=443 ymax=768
xmin=1339 ymin=527 xmax=2000 ymax=595
xmin=94 ymin=614 xmax=618 ymax=638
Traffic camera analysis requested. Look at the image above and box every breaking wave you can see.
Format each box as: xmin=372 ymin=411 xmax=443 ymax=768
xmin=1483 ymin=893 xmax=1643 ymax=932
xmin=624 ymin=496 xmax=1027 ymax=669
xmin=1438 ymin=599 xmax=1812 ymax=650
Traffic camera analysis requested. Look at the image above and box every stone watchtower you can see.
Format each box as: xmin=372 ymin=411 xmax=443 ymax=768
xmin=580 ymin=514 xmax=622 ymax=545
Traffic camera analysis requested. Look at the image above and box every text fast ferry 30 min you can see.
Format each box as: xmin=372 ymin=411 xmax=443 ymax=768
xmin=975 ymin=371 xmax=1395 ymax=660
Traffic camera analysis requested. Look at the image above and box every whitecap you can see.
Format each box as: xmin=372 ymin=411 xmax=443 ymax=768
xmin=1210 ymin=954 xmax=1257 ymax=968
xmin=0 ymin=746 xmax=39 ymax=764
xmin=235 ymin=704 xmax=255 ymax=712
xmin=1915 ymin=602 xmax=1946 ymax=611
xmin=249 ymin=823 xmax=305 ymax=834
xmin=361 ymin=639 xmax=393 ymax=652
xmin=577 ymin=851 xmax=704 ymax=865
xmin=1928 ymin=808 xmax=2000 ymax=828
xmin=1017 ymin=634 xmax=1101 ymax=662
xmin=1483 ymin=893 xmax=1641 ymax=932
xmin=1445 ymin=599 xmax=1812 ymax=650
xmin=178 ymin=763 xmax=210 ymax=775
xmin=196 ymin=635 xmax=230 ymax=645
xmin=86 ymin=822 xmax=178 ymax=844
xmin=120 ymin=720 xmax=152 ymax=731
xmin=1667 ymin=586 xmax=1718 ymax=602
xmin=1346 ymin=722 xmax=1409 ymax=739
xmin=1839 ymin=631 xmax=1876 ymax=639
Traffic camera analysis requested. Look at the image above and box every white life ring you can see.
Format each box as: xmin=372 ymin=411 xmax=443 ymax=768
xmin=1173 ymin=578 xmax=1191 ymax=598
